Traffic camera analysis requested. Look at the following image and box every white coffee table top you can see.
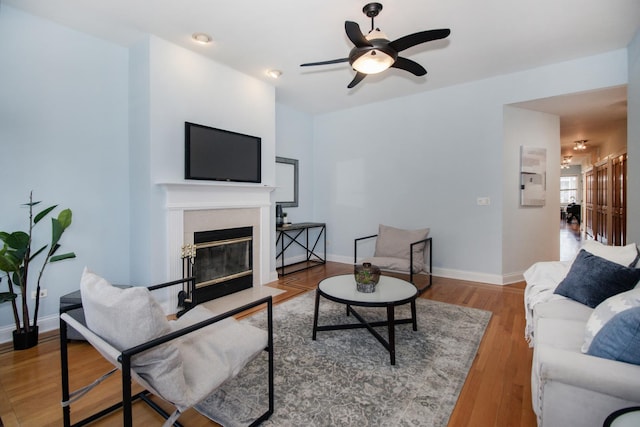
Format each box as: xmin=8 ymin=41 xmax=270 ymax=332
xmin=318 ymin=274 xmax=417 ymax=305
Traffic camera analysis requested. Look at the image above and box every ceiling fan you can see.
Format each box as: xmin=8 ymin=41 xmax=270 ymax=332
xmin=300 ymin=2 xmax=451 ymax=88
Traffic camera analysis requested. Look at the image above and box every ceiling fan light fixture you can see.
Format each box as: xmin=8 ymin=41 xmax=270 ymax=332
xmin=352 ymin=50 xmax=394 ymax=74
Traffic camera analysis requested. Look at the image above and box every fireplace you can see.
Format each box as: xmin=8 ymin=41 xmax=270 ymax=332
xmin=159 ymin=182 xmax=274 ymax=315
xmin=180 ymin=226 xmax=254 ymax=310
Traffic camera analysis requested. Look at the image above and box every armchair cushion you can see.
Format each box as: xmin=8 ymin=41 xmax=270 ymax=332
xmin=373 ymin=224 xmax=430 ymax=272
xmin=80 ymin=268 xmax=189 ymax=408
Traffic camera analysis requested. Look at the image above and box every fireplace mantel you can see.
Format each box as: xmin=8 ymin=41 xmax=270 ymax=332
xmin=158 ymin=181 xmax=275 ymax=311
xmin=158 ymin=181 xmax=275 ymax=209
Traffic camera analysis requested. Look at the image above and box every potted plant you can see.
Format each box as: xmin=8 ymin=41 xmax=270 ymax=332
xmin=0 ymin=192 xmax=75 ymax=350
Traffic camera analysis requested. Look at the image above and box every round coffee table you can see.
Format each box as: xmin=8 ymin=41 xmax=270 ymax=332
xmin=312 ymin=274 xmax=418 ymax=365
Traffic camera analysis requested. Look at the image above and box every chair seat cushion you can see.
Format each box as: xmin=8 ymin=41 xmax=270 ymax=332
xmin=362 ymin=256 xmax=412 ymax=273
xmin=171 ymin=306 xmax=268 ymax=405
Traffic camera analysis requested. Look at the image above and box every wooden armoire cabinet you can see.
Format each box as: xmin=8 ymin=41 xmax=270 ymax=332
xmin=584 ymin=153 xmax=627 ymax=245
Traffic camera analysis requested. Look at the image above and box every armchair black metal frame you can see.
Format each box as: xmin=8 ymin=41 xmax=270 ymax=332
xmin=60 ymin=277 xmax=274 ymax=427
xmin=354 ymin=235 xmax=433 ymax=292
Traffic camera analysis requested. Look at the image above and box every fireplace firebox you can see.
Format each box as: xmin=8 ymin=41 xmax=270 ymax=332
xmin=179 ymin=226 xmax=253 ymax=312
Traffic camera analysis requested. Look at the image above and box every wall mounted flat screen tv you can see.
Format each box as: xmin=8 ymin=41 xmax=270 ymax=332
xmin=185 ymin=122 xmax=261 ymax=183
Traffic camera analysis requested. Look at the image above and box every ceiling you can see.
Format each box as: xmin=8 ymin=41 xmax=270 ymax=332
xmin=3 ymin=0 xmax=638 ymax=154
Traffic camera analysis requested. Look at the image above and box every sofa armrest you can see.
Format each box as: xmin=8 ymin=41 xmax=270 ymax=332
xmin=538 ymin=345 xmax=640 ymax=402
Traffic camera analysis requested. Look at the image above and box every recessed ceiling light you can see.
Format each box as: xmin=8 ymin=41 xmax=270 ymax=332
xmin=266 ymin=69 xmax=282 ymax=79
xmin=192 ymin=33 xmax=212 ymax=44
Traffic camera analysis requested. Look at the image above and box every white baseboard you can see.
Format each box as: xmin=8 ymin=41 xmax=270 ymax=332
xmin=329 ymin=254 xmax=523 ymax=286
xmin=0 ymin=313 xmax=59 ymax=345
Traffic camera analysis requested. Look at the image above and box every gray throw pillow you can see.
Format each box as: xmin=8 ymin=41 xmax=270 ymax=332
xmin=554 ymin=250 xmax=640 ymax=308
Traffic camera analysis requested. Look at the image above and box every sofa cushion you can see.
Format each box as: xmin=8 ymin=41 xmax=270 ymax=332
xmin=579 ymin=240 xmax=639 ymax=267
xmin=554 ymin=250 xmax=640 ymax=308
xmin=533 ymin=299 xmax=593 ymax=327
xmin=374 ymin=224 xmax=429 ymax=273
xmin=536 ymin=317 xmax=587 ymax=351
xmin=587 ymin=307 xmax=640 ymax=365
xmin=582 ymin=288 xmax=640 ymax=353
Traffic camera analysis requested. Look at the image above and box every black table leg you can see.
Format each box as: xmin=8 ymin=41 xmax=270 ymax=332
xmin=411 ymin=299 xmax=417 ymax=331
xmin=312 ymin=291 xmax=321 ymax=340
xmin=387 ymin=304 xmax=396 ymax=365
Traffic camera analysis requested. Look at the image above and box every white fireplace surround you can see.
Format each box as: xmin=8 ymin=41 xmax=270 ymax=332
xmin=159 ymin=182 xmax=274 ymax=311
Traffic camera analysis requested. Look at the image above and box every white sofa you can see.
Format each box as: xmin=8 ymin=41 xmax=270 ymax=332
xmin=524 ymin=241 xmax=640 ymax=427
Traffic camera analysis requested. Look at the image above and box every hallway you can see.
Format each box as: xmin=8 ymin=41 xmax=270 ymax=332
xmin=560 ymin=218 xmax=583 ymax=261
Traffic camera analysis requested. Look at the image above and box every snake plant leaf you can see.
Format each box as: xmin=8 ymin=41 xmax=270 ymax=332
xmin=0 ymin=292 xmax=17 ymax=303
xmin=34 ymin=205 xmax=57 ymax=224
xmin=50 ymin=252 xmax=76 ymax=263
xmin=57 ymin=209 xmax=72 ymax=230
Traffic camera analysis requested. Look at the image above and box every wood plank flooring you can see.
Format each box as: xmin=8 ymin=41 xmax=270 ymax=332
xmin=0 ymin=262 xmax=537 ymax=426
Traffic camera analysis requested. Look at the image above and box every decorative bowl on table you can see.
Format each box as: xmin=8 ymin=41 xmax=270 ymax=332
xmin=354 ymin=262 xmax=381 ymax=293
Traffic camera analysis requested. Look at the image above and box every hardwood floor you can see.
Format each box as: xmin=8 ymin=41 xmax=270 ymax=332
xmin=0 ymin=262 xmax=537 ymax=426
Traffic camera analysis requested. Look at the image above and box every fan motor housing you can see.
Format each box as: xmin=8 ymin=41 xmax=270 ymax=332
xmin=348 ymin=42 xmax=398 ymax=66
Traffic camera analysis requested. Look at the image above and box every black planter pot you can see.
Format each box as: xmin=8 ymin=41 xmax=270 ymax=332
xmin=12 ymin=326 xmax=39 ymax=350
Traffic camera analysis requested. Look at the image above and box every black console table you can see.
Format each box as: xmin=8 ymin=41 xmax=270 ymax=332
xmin=276 ymin=222 xmax=326 ymax=276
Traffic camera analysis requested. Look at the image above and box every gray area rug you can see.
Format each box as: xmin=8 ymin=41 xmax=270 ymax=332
xmin=195 ymin=291 xmax=491 ymax=427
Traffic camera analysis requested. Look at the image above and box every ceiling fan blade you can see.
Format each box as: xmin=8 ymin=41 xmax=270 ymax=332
xmin=345 ymin=21 xmax=372 ymax=48
xmin=300 ymin=58 xmax=349 ymax=67
xmin=389 ymin=29 xmax=451 ymax=52
xmin=391 ymin=57 xmax=427 ymax=76
xmin=347 ymin=72 xmax=367 ymax=88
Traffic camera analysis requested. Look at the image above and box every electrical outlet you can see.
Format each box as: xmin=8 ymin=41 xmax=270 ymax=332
xmin=477 ymin=197 xmax=490 ymax=206
xmin=30 ymin=289 xmax=47 ymax=299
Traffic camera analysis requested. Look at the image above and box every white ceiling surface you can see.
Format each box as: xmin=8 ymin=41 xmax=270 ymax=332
xmin=4 ymin=0 xmax=639 ymax=116
xmin=3 ymin=0 xmax=638 ymax=163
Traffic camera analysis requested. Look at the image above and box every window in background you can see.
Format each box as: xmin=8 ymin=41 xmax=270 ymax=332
xmin=560 ymin=176 xmax=578 ymax=204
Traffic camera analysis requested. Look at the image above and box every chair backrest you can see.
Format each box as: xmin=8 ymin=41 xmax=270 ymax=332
xmin=374 ymin=224 xmax=430 ymax=271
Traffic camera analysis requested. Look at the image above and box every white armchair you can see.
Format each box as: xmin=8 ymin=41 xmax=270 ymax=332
xmin=60 ymin=268 xmax=273 ymax=427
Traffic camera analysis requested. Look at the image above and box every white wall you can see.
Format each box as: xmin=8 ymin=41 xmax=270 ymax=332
xmin=313 ymin=49 xmax=628 ymax=284
xmin=0 ymin=6 xmax=130 ymax=337
xmin=503 ymin=107 xmax=560 ymax=278
xmin=129 ymin=36 xmax=277 ymax=284
xmin=627 ymin=30 xmax=640 ymax=244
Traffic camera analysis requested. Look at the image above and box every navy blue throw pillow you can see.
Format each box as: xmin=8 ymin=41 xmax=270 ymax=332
xmin=554 ymin=249 xmax=640 ymax=308
xmin=587 ymin=306 xmax=640 ymax=365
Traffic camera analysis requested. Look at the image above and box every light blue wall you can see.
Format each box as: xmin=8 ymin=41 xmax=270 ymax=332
xmin=275 ymin=104 xmax=314 ymax=224
xmin=312 ymin=49 xmax=628 ymax=283
xmin=0 ymin=6 xmax=130 ymax=333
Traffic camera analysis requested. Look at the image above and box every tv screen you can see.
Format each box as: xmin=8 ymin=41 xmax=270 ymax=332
xmin=185 ymin=122 xmax=261 ymax=183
